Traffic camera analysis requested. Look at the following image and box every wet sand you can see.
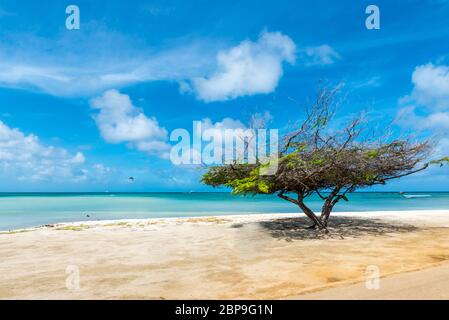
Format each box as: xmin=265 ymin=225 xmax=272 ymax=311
xmin=1 ymin=210 xmax=449 ymax=300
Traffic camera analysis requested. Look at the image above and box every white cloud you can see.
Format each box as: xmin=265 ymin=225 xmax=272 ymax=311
xmin=93 ymin=163 xmax=112 ymax=174
xmin=191 ymin=31 xmax=296 ymax=102
xmin=199 ymin=117 xmax=247 ymax=154
xmin=0 ymin=50 xmax=205 ymax=97
xmin=301 ymin=45 xmax=341 ymax=66
xmin=199 ymin=117 xmax=263 ymax=163
xmin=352 ymin=76 xmax=381 ymax=89
xmin=91 ymin=90 xmax=170 ymax=158
xmin=201 ymin=117 xmax=246 ymax=132
xmin=0 ymin=24 xmax=216 ymax=97
xmin=394 ymin=64 xmax=449 ymax=183
xmin=426 ymin=112 xmax=449 ymax=129
xmin=411 ymin=63 xmax=449 ymax=110
xmin=396 ymin=106 xmax=449 ymax=131
xmin=0 ymin=120 xmax=87 ymax=182
xmin=0 ymin=27 xmax=338 ymax=101
xmin=90 ymin=163 xmax=115 ymax=183
xmin=171 ymin=117 xmax=258 ymax=166
xmin=397 ymin=63 xmax=449 ymax=133
xmin=250 ymin=111 xmax=273 ymax=129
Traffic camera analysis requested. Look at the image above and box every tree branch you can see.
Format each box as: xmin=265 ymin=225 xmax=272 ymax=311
xmin=278 ymin=190 xmax=298 ymax=205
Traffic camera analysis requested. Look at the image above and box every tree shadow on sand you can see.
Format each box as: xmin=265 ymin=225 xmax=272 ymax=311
xmin=259 ymin=216 xmax=418 ymax=241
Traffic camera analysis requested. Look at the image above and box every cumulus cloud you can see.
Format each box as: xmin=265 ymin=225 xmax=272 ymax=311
xmin=0 ymin=26 xmax=340 ymax=102
xmin=198 ymin=113 xmax=273 ymax=145
xmin=396 ymin=106 xmax=449 ymax=131
xmin=0 ymin=120 xmax=87 ymax=182
xmin=301 ymin=45 xmax=341 ymax=66
xmin=191 ymin=31 xmax=296 ymax=102
xmin=170 ymin=115 xmax=274 ymax=166
xmin=201 ymin=117 xmax=246 ymax=132
xmin=198 ymin=116 xmax=272 ymax=163
xmin=411 ymin=63 xmax=449 ymax=110
xmin=91 ymin=90 xmax=171 ymax=158
xmin=396 ymin=63 xmax=449 ymax=133
xmin=395 ymin=63 xmax=449 ymax=169
xmin=250 ymin=111 xmax=273 ymax=129
xmin=173 ymin=117 xmax=248 ymax=165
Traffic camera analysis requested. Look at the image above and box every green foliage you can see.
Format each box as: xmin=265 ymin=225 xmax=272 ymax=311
xmin=362 ymin=172 xmax=378 ymax=184
xmin=288 ymin=142 xmax=307 ymax=151
xmin=225 ymin=167 xmax=273 ymax=195
xmin=201 ymin=88 xmax=436 ymax=204
xmin=199 ymin=84 xmax=443 ymax=229
xmin=201 ymin=170 xmax=227 ymax=187
xmin=429 ymin=157 xmax=449 ymax=167
xmin=312 ymin=116 xmax=328 ymax=129
xmin=365 ymin=149 xmax=380 ymax=159
xmin=200 ymin=164 xmax=255 ymax=187
xmin=281 ymin=152 xmax=300 ymax=169
xmin=311 ymin=158 xmax=325 ymax=166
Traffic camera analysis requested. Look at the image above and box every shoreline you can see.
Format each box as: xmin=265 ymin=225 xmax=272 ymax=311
xmin=1 ymin=210 xmax=449 ymax=299
xmin=2 ymin=209 xmax=449 ymax=233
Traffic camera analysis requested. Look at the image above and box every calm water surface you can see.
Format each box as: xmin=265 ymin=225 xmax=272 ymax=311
xmin=0 ymin=192 xmax=448 ymax=230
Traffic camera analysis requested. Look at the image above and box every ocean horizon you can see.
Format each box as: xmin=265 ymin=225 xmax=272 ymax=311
xmin=1 ymin=192 xmax=448 ymax=231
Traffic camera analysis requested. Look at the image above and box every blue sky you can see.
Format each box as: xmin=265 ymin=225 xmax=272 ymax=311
xmin=0 ymin=0 xmax=448 ymax=192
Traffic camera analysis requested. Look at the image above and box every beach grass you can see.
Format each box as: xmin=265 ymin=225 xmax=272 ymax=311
xmin=0 ymin=229 xmax=33 ymax=235
xmin=176 ymin=217 xmax=231 ymax=224
xmin=55 ymin=224 xmax=91 ymax=231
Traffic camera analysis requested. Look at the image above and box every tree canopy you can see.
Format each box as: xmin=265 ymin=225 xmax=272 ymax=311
xmin=202 ymin=85 xmax=448 ymax=231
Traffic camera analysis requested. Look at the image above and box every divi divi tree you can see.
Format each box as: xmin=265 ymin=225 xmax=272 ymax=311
xmin=202 ymin=85 xmax=448 ymax=231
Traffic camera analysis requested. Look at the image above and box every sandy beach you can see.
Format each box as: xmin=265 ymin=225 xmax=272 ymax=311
xmin=1 ymin=210 xmax=449 ymax=300
xmin=294 ymin=261 xmax=449 ymax=299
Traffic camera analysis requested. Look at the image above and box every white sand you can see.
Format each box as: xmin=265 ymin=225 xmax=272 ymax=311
xmin=1 ymin=210 xmax=449 ymax=299
xmin=293 ymin=261 xmax=449 ymax=300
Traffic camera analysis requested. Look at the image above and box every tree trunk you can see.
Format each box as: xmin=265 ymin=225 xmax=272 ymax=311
xmin=320 ymin=204 xmax=333 ymax=227
xmin=298 ymin=200 xmax=326 ymax=230
xmin=319 ymin=188 xmax=340 ymax=227
xmin=277 ymin=191 xmax=327 ymax=231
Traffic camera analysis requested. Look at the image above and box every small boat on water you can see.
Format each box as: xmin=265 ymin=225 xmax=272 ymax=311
xmin=400 ymin=193 xmax=432 ymax=199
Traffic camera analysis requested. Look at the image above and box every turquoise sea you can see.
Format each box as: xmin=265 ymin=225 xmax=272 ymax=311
xmin=0 ymin=192 xmax=449 ymax=231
